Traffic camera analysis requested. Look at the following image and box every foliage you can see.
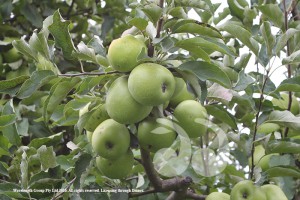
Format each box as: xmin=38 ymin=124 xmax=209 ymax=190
xmin=0 ymin=0 xmax=300 ymax=199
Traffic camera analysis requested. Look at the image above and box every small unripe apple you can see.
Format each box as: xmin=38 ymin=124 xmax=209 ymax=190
xmin=261 ymin=184 xmax=288 ymax=200
xmin=107 ymin=34 xmax=147 ymax=72
xmin=230 ymin=180 xmax=267 ymax=200
xmin=3 ymin=47 xmax=22 ymax=63
xmin=248 ymin=145 xmax=265 ymax=167
xmin=206 ymin=192 xmax=230 ymax=200
xmin=92 ymin=119 xmax=130 ymax=160
xmin=84 ymin=104 xmax=110 ymax=132
xmin=128 ymin=63 xmax=176 ymax=106
xmin=173 ymin=100 xmax=207 ymax=138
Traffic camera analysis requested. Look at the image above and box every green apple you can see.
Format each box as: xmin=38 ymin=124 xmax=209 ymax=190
xmin=272 ymin=93 xmax=300 ymax=115
xmin=106 ymin=76 xmax=153 ymax=124
xmin=257 ymin=153 xmax=279 ymax=171
xmin=173 ymin=100 xmax=207 ymax=138
xmin=92 ymin=119 xmax=130 ymax=159
xmin=169 ymin=77 xmax=195 ymax=107
xmin=206 ymin=192 xmax=230 ymax=200
xmin=96 ymin=149 xmax=134 ymax=179
xmin=230 ymin=180 xmax=267 ymax=200
xmin=128 ymin=63 xmax=176 ymax=106
xmin=137 ymin=117 xmax=177 ymax=152
xmin=261 ymin=184 xmax=288 ymax=200
xmin=3 ymin=47 xmax=22 ymax=63
xmin=248 ymin=145 xmax=265 ymax=167
xmin=84 ymin=104 xmax=110 ymax=132
xmin=107 ymin=34 xmax=147 ymax=72
xmin=257 ymin=123 xmax=280 ymax=134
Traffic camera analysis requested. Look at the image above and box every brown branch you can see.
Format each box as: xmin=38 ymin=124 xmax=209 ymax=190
xmin=58 ymin=71 xmax=122 ymax=77
xmin=66 ymin=0 xmax=75 ymax=20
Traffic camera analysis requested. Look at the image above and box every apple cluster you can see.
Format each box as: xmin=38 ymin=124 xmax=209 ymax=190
xmin=206 ymin=180 xmax=288 ymax=200
xmin=86 ymin=34 xmax=209 ymax=179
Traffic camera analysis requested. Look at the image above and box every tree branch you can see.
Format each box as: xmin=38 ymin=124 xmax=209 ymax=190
xmin=58 ymin=71 xmax=122 ymax=77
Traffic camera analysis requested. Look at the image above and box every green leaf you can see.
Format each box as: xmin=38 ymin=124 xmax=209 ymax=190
xmin=0 ymin=76 xmax=30 ymax=94
xmin=141 ymin=4 xmax=162 ymax=24
xmin=17 ymin=70 xmax=55 ymax=99
xmin=20 ymin=2 xmax=43 ymax=27
xmin=20 ymin=151 xmax=28 ymax=189
xmin=12 ymin=38 xmax=37 ymax=61
xmin=266 ymin=110 xmax=300 ymax=130
xmin=74 ymin=153 xmax=92 ymax=189
xmin=176 ymin=36 xmax=236 ymax=57
xmin=37 ymin=145 xmax=57 ymax=171
xmin=227 ymin=0 xmax=249 ymax=21
xmin=257 ymin=4 xmax=284 ymax=30
xmin=0 ymin=114 xmax=16 ymax=128
xmin=72 ymin=41 xmax=101 ymax=65
xmin=128 ymin=18 xmax=149 ymax=31
xmin=0 ymin=162 xmax=9 ymax=177
xmin=275 ymin=28 xmax=300 ymax=55
xmin=265 ymin=166 xmax=300 ymax=178
xmin=260 ymin=21 xmax=275 ymax=56
xmin=234 ymin=53 xmax=252 ymax=70
xmin=207 ymin=83 xmax=234 ymax=103
xmin=29 ymin=31 xmax=52 ymax=60
xmin=44 ymin=77 xmax=81 ymax=121
xmin=178 ymin=61 xmax=231 ymax=88
xmin=233 ymin=70 xmax=255 ymax=91
xmin=266 ymin=139 xmax=300 ymax=154
xmin=28 ymin=132 xmax=64 ymax=149
xmin=220 ymin=23 xmax=259 ymax=55
xmin=276 ymin=76 xmax=300 ymax=92
xmin=282 ymin=49 xmax=300 ymax=65
xmin=48 ymin=10 xmax=76 ymax=60
xmin=206 ymin=104 xmax=237 ymax=129
xmin=172 ymin=19 xmax=223 ymax=38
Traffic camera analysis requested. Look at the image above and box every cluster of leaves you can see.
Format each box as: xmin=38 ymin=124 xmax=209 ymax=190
xmin=0 ymin=0 xmax=299 ymax=199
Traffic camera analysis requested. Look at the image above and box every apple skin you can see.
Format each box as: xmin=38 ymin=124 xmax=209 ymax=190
xmin=206 ymin=192 xmax=230 ymax=200
xmin=96 ymin=149 xmax=134 ymax=179
xmin=128 ymin=63 xmax=176 ymax=106
xmin=106 ymin=76 xmax=153 ymax=124
xmin=91 ymin=119 xmax=130 ymax=160
xmin=173 ymin=100 xmax=207 ymax=138
xmin=248 ymin=145 xmax=265 ymax=167
xmin=84 ymin=104 xmax=110 ymax=132
xmin=169 ymin=77 xmax=195 ymax=107
xmin=137 ymin=117 xmax=177 ymax=152
xmin=261 ymin=184 xmax=288 ymax=200
xmin=230 ymin=180 xmax=267 ymax=200
xmin=257 ymin=123 xmax=280 ymax=134
xmin=272 ymin=93 xmax=300 ymax=115
xmin=3 ymin=47 xmax=22 ymax=63
xmin=107 ymin=34 xmax=147 ymax=72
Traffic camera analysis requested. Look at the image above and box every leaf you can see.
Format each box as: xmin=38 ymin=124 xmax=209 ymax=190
xmin=227 ymin=0 xmax=249 ymax=21
xmin=72 ymin=41 xmax=100 ymax=65
xmin=0 ymin=162 xmax=9 ymax=177
xmin=266 ymin=139 xmax=300 ymax=154
xmin=0 ymin=76 xmax=29 ymax=94
xmin=29 ymin=31 xmax=52 ymax=60
xmin=282 ymin=49 xmax=300 ymax=65
xmin=141 ymin=4 xmax=162 ymax=24
xmin=265 ymin=166 xmax=300 ymax=178
xmin=44 ymin=77 xmax=81 ymax=121
xmin=0 ymin=114 xmax=16 ymax=128
xmin=266 ymin=110 xmax=300 ymax=130
xmin=233 ymin=70 xmax=255 ymax=91
xmin=73 ymin=153 xmax=92 ymax=189
xmin=128 ymin=18 xmax=149 ymax=31
xmin=275 ymin=28 xmax=300 ymax=55
xmin=276 ymin=76 xmax=300 ymax=92
xmin=37 ymin=145 xmax=57 ymax=171
xmin=12 ymin=37 xmax=37 ymax=61
xmin=176 ymin=36 xmax=236 ymax=57
xmin=179 ymin=61 xmax=231 ymax=88
xmin=17 ymin=70 xmax=55 ymax=99
xmin=20 ymin=151 xmax=28 ymax=188
xmin=257 ymin=4 xmax=284 ymax=30
xmin=220 ymin=23 xmax=259 ymax=55
xmin=260 ymin=21 xmax=275 ymax=56
xmin=20 ymin=2 xmax=43 ymax=27
xmin=234 ymin=53 xmax=252 ymax=70
xmin=172 ymin=19 xmax=223 ymax=38
xmin=36 ymin=54 xmax=59 ymax=74
xmin=206 ymin=104 xmax=237 ymax=129
xmin=28 ymin=132 xmax=63 ymax=149
xmin=207 ymin=83 xmax=234 ymax=102
xmin=48 ymin=10 xmax=76 ymax=60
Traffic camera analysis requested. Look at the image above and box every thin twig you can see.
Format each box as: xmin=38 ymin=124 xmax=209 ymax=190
xmin=66 ymin=0 xmax=75 ymax=19
xmin=58 ymin=71 xmax=121 ymax=77
xmin=51 ymin=177 xmax=76 ymax=200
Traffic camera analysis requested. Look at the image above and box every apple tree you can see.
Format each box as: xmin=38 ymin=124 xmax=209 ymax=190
xmin=0 ymin=0 xmax=300 ymax=200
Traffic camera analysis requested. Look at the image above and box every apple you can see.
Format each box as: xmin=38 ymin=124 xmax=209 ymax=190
xmin=128 ymin=63 xmax=176 ymax=106
xmin=96 ymin=149 xmax=134 ymax=179
xmin=257 ymin=153 xmax=279 ymax=171
xmin=206 ymin=192 xmax=230 ymax=200
xmin=107 ymin=34 xmax=147 ymax=72
xmin=3 ymin=47 xmax=22 ymax=63
xmin=272 ymin=93 xmax=300 ymax=115
xmin=230 ymin=180 xmax=266 ymax=200
xmin=257 ymin=123 xmax=280 ymax=134
xmin=91 ymin=119 xmax=130 ymax=160
xmin=137 ymin=117 xmax=177 ymax=152
xmin=106 ymin=76 xmax=153 ymax=124
xmin=261 ymin=184 xmax=288 ymax=200
xmin=169 ymin=77 xmax=195 ymax=107
xmin=173 ymin=100 xmax=207 ymax=138
xmin=84 ymin=104 xmax=110 ymax=132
